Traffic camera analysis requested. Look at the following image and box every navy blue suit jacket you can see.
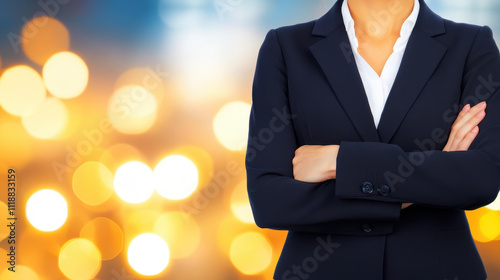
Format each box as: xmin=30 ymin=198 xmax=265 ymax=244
xmin=245 ymin=0 xmax=500 ymax=279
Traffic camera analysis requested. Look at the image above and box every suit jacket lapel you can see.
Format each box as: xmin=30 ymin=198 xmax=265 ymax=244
xmin=377 ymin=1 xmax=447 ymax=143
xmin=309 ymin=0 xmax=380 ymax=142
xmin=309 ymin=0 xmax=447 ymax=143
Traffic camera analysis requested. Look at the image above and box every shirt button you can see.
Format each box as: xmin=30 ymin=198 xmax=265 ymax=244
xmin=362 ymin=224 xmax=372 ymax=233
xmin=361 ymin=182 xmax=374 ymax=194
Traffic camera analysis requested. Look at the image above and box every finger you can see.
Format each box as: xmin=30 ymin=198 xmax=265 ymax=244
xmin=448 ymin=102 xmax=486 ymax=149
xmin=451 ymin=110 xmax=486 ymax=148
xmin=456 ymin=103 xmax=471 ymax=119
xmin=451 ymin=102 xmax=486 ymax=132
xmin=456 ymin=126 xmax=479 ymax=151
xmin=446 ymin=104 xmax=472 ymax=150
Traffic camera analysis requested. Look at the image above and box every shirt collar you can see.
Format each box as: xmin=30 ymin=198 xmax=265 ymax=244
xmin=341 ymin=0 xmax=420 ymax=40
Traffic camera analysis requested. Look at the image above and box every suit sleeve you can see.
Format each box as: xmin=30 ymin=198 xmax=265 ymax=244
xmin=335 ymin=26 xmax=500 ymax=210
xmin=245 ymin=29 xmax=402 ymax=235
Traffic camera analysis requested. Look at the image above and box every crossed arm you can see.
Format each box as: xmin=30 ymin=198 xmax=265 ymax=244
xmin=246 ymin=27 xmax=500 ymax=232
xmin=292 ymin=102 xmax=487 ymax=209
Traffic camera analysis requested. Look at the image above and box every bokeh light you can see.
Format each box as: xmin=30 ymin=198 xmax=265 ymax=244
xmin=0 ymin=122 xmax=33 ymax=167
xmin=230 ymin=231 xmax=272 ymax=275
xmin=170 ymin=145 xmax=214 ymax=188
xmin=21 ymin=16 xmax=70 ymax=65
xmin=80 ymin=217 xmax=123 ymax=260
xmin=115 ymin=67 xmax=167 ymax=105
xmin=0 ymin=202 xmax=8 ymax=241
xmin=231 ymin=181 xmax=254 ymax=224
xmin=486 ymin=192 xmax=500 ymax=210
xmin=154 ymin=155 xmax=198 ymax=200
xmin=213 ymin=101 xmax=251 ymax=151
xmin=467 ymin=207 xmax=494 ymax=243
xmin=43 ymin=51 xmax=89 ymax=99
xmin=114 ymin=161 xmax=155 ymax=203
xmin=0 ymin=1 xmax=499 ymax=279
xmin=153 ymin=211 xmax=201 ymax=259
xmin=21 ymin=97 xmax=68 ymax=139
xmin=0 ymin=65 xmax=46 ymax=117
xmin=122 ymin=210 xmax=162 ymax=241
xmin=58 ymin=238 xmax=101 ymax=280
xmin=99 ymin=143 xmax=146 ymax=173
xmin=26 ymin=189 xmax=67 ymax=232
xmin=479 ymin=211 xmax=500 ymax=241
xmin=73 ymin=162 xmax=114 ymax=206
xmin=108 ymin=85 xmax=158 ymax=134
xmin=0 ymin=265 xmax=39 ymax=280
xmin=127 ymin=233 xmax=170 ymax=276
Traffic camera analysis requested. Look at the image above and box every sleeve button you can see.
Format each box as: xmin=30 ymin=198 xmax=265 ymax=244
xmin=361 ymin=182 xmax=374 ymax=194
xmin=361 ymin=224 xmax=372 ymax=233
xmin=377 ymin=184 xmax=391 ymax=197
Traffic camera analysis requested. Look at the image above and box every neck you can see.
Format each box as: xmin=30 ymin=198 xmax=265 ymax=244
xmin=347 ymin=0 xmax=415 ymax=38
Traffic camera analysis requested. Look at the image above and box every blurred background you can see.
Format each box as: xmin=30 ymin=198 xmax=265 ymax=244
xmin=0 ymin=0 xmax=499 ymax=279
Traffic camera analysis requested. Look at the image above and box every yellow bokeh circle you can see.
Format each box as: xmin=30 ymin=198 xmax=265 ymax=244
xmin=59 ymin=238 xmax=101 ymax=280
xmin=153 ymin=155 xmax=198 ymax=200
xmin=0 ymin=265 xmax=39 ymax=280
xmin=21 ymin=97 xmax=68 ymax=139
xmin=26 ymin=189 xmax=67 ymax=232
xmin=115 ymin=67 xmax=166 ymax=104
xmin=230 ymin=181 xmax=254 ymax=224
xmin=0 ymin=122 xmax=33 ymax=167
xmin=0 ymin=201 xmax=9 ymax=242
xmin=0 ymin=65 xmax=46 ymax=117
xmin=114 ymin=161 xmax=155 ymax=204
xmin=170 ymin=145 xmax=214 ymax=189
xmin=153 ymin=211 xmax=200 ymax=259
xmin=21 ymin=16 xmax=70 ymax=65
xmin=128 ymin=233 xmax=170 ymax=276
xmin=479 ymin=211 xmax=500 ymax=241
xmin=80 ymin=217 xmax=123 ymax=260
xmin=43 ymin=51 xmax=89 ymax=99
xmin=73 ymin=162 xmax=114 ymax=206
xmin=213 ymin=101 xmax=251 ymax=151
xmin=230 ymin=231 xmax=272 ymax=275
xmin=108 ymin=85 xmax=158 ymax=134
xmin=99 ymin=143 xmax=146 ymax=174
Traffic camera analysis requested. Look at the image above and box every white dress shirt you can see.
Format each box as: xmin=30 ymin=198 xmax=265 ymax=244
xmin=341 ymin=0 xmax=420 ymax=128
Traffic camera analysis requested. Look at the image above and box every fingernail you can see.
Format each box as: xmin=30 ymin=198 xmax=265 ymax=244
xmin=463 ymin=104 xmax=471 ymax=112
xmin=472 ymin=126 xmax=479 ymax=133
xmin=478 ymin=101 xmax=486 ymax=107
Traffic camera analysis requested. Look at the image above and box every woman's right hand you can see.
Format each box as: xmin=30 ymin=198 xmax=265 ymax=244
xmin=402 ymin=102 xmax=487 ymax=210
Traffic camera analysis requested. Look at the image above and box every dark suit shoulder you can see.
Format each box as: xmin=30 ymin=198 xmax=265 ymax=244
xmin=273 ymin=20 xmax=317 ymax=40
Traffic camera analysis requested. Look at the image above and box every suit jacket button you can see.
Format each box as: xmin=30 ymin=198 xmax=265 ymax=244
xmin=362 ymin=224 xmax=372 ymax=233
xmin=361 ymin=182 xmax=374 ymax=194
xmin=377 ymin=184 xmax=391 ymax=196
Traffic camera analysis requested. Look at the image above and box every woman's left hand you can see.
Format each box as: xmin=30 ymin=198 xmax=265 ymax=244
xmin=292 ymin=145 xmax=339 ymax=182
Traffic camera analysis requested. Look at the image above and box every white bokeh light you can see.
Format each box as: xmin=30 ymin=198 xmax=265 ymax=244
xmin=26 ymin=189 xmax=67 ymax=231
xmin=108 ymin=85 xmax=158 ymax=135
xmin=486 ymin=191 xmax=500 ymax=210
xmin=114 ymin=161 xmax=155 ymax=204
xmin=128 ymin=233 xmax=170 ymax=276
xmin=43 ymin=51 xmax=89 ymax=99
xmin=154 ymin=155 xmax=198 ymax=200
xmin=21 ymin=97 xmax=68 ymax=139
xmin=213 ymin=101 xmax=251 ymax=151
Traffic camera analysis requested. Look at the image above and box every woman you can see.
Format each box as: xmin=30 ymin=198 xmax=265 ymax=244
xmin=245 ymin=0 xmax=500 ymax=279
